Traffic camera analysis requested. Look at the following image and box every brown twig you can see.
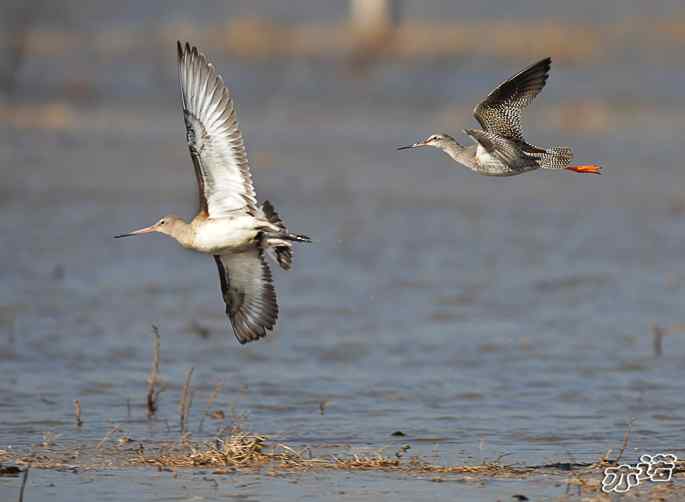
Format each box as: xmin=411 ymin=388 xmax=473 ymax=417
xmin=147 ymin=325 xmax=161 ymax=418
xmin=179 ymin=367 xmax=194 ymax=435
xmin=614 ymin=418 xmax=635 ymax=464
xmin=17 ymin=464 xmax=29 ymax=502
xmin=73 ymin=399 xmax=82 ymax=428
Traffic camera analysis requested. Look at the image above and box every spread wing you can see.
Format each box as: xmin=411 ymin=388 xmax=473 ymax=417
xmin=473 ymin=57 xmax=551 ymax=141
xmin=213 ymin=250 xmax=278 ymax=344
xmin=178 ymin=41 xmax=257 ymax=217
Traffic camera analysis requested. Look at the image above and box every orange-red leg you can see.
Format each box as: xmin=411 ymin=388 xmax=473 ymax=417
xmin=566 ymin=164 xmax=602 ymax=174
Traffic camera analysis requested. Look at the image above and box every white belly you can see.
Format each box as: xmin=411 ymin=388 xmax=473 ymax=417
xmin=192 ymin=216 xmax=258 ymax=254
xmin=474 ymin=144 xmax=537 ymax=176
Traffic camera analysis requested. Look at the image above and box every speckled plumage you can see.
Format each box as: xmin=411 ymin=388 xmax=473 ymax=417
xmin=399 ymin=57 xmax=601 ymax=176
xmin=473 ymin=57 xmax=551 ymax=142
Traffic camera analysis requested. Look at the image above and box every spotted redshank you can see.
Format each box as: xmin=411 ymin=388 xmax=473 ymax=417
xmin=115 ymin=42 xmax=311 ymax=344
xmin=398 ymin=57 xmax=602 ymax=176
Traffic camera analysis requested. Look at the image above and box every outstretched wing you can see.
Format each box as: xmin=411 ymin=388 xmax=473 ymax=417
xmin=473 ymin=57 xmax=551 ymax=141
xmin=178 ymin=41 xmax=257 ymax=217
xmin=213 ymin=250 xmax=278 ymax=344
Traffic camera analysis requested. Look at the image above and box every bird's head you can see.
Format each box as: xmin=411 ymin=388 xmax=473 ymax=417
xmin=114 ymin=215 xmax=185 ymax=239
xmin=397 ymin=133 xmax=455 ymax=151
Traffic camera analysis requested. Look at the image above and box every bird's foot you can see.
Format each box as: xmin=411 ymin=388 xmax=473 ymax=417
xmin=566 ymin=164 xmax=602 ymax=174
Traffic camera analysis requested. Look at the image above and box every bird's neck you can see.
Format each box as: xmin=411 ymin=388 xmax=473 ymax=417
xmin=170 ymin=220 xmax=195 ymax=248
xmin=440 ymin=140 xmax=474 ymax=168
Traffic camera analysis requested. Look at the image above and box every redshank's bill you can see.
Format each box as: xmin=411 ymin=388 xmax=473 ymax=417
xmin=115 ymin=42 xmax=311 ymax=344
xmin=398 ymin=57 xmax=602 ymax=176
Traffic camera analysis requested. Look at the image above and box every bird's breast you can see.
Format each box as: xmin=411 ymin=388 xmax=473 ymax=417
xmin=192 ymin=217 xmax=258 ymax=254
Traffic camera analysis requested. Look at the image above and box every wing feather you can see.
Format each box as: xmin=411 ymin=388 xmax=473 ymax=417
xmin=473 ymin=57 xmax=551 ymax=141
xmin=178 ymin=41 xmax=258 ymax=217
xmin=214 ymin=250 xmax=278 ymax=344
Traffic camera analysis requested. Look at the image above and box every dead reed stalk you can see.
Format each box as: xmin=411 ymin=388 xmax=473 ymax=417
xmin=614 ymin=418 xmax=635 ymax=464
xmin=147 ymin=325 xmax=161 ymax=418
xmin=96 ymin=425 xmax=121 ymax=450
xmin=179 ymin=367 xmax=194 ymax=435
xmin=73 ymin=399 xmax=82 ymax=428
xmin=17 ymin=464 xmax=29 ymax=502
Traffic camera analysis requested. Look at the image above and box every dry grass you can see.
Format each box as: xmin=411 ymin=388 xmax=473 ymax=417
xmin=2 ymin=425 xmax=684 ymax=502
xmin=10 ymin=428 xmax=680 ymax=480
xmin=123 ymin=428 xmax=543 ymax=477
xmin=133 ymin=429 xmax=271 ymax=471
xmin=0 ymin=425 xmax=547 ymax=477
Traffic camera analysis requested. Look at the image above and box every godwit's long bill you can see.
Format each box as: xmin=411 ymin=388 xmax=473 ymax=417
xmin=398 ymin=57 xmax=602 ymax=176
xmin=115 ymin=42 xmax=311 ymax=344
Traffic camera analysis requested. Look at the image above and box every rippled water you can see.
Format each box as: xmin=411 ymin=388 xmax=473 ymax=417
xmin=2 ymin=4 xmax=685 ymax=501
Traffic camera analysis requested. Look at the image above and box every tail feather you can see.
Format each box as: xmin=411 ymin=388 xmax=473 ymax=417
xmin=261 ymin=200 xmax=286 ymax=229
xmin=264 ymin=245 xmax=292 ymax=271
xmin=259 ymin=200 xmax=310 ymax=271
xmin=534 ymin=146 xmax=573 ymax=170
xmin=282 ymin=233 xmax=312 ymax=243
xmin=274 ymin=246 xmax=292 ymax=270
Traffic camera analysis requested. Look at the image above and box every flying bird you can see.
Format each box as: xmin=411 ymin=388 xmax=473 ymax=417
xmin=398 ymin=57 xmax=602 ymax=176
xmin=115 ymin=42 xmax=311 ymax=344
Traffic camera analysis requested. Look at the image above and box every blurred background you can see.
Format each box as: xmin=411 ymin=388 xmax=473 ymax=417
xmin=1 ymin=1 xmax=685 ymax=499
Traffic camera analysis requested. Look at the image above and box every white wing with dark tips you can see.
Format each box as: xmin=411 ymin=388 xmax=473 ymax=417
xmin=178 ymin=41 xmax=257 ymax=216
